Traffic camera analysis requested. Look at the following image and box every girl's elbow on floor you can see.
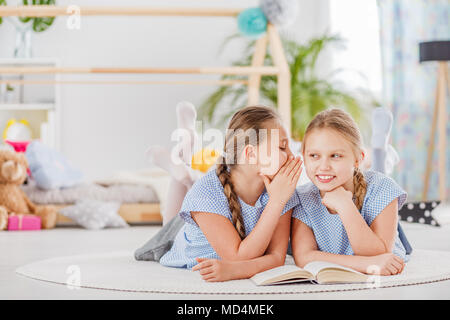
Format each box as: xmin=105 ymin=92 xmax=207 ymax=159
xmin=293 ymin=251 xmax=313 ymax=268
xmin=262 ymin=252 xmax=286 ymax=268
xmin=272 ymin=253 xmax=286 ymax=267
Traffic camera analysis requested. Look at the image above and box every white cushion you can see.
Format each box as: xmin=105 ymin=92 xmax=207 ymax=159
xmin=59 ymin=200 xmax=128 ymax=230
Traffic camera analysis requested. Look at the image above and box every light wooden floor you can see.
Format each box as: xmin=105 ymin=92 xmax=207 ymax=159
xmin=1 ymin=222 xmax=450 ymax=299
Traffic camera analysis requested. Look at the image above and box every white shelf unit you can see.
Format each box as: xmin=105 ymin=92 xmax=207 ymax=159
xmin=0 ymin=103 xmax=55 ymax=111
xmin=0 ymin=58 xmax=60 ymax=150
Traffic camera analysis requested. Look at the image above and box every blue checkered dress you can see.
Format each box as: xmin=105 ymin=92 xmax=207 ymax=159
xmin=292 ymin=170 xmax=409 ymax=261
xmin=160 ymin=168 xmax=300 ymax=269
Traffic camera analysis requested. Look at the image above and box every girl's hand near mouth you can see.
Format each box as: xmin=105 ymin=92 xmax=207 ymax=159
xmin=259 ymin=156 xmax=303 ymax=207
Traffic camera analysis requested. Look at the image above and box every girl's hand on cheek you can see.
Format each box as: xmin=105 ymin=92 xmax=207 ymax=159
xmin=192 ymin=257 xmax=236 ymax=282
xmin=260 ymin=156 xmax=303 ymax=206
xmin=321 ymin=186 xmax=353 ymax=214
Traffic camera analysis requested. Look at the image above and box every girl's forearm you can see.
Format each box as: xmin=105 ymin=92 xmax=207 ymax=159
xmin=230 ymin=253 xmax=285 ymax=280
xmin=236 ymin=199 xmax=286 ymax=259
xmin=337 ymin=202 xmax=387 ymax=256
xmin=295 ymin=250 xmax=371 ymax=274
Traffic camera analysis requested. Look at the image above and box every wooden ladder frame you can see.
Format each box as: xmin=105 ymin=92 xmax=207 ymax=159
xmin=0 ymin=5 xmax=292 ymax=133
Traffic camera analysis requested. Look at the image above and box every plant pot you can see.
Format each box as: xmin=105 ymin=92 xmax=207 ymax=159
xmin=4 ymin=90 xmax=16 ymax=103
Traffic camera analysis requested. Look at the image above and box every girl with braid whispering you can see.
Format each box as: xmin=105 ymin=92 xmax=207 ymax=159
xmin=291 ymin=108 xmax=410 ymax=276
xmin=159 ymin=106 xmax=303 ymax=281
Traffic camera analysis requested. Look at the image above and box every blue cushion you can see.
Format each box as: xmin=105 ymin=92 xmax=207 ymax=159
xmin=25 ymin=140 xmax=83 ymax=190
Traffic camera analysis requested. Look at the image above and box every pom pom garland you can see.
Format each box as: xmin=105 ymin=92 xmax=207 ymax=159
xmin=260 ymin=0 xmax=299 ymax=28
xmin=237 ymin=7 xmax=268 ymax=39
xmin=237 ymin=1 xmax=299 ymax=38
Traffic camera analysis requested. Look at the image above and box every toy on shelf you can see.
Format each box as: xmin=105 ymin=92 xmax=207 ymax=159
xmin=3 ymin=118 xmax=32 ymax=141
xmin=3 ymin=118 xmax=32 ymax=153
xmin=5 ymin=140 xmax=30 ymax=153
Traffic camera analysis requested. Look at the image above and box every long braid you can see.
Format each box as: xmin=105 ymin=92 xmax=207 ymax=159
xmin=353 ymin=166 xmax=367 ymax=211
xmin=216 ymin=156 xmax=246 ymax=239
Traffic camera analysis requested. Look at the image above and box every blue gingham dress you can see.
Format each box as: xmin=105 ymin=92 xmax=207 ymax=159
xmin=292 ymin=170 xmax=409 ymax=261
xmin=160 ymin=168 xmax=300 ymax=269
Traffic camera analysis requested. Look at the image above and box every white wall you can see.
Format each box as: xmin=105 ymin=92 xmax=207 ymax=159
xmin=0 ymin=0 xmax=330 ymax=180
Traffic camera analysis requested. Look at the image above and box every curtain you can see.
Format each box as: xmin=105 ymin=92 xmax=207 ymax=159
xmin=377 ymin=0 xmax=450 ymax=201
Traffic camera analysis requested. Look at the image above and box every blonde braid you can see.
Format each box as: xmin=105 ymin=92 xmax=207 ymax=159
xmin=353 ymin=167 xmax=367 ymax=211
xmin=216 ymin=157 xmax=246 ymax=239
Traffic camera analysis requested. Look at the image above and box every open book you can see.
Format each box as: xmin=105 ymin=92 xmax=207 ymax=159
xmin=250 ymin=261 xmax=369 ymax=286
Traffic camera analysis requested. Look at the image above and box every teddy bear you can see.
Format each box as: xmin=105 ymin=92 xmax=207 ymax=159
xmin=0 ymin=149 xmax=57 ymax=230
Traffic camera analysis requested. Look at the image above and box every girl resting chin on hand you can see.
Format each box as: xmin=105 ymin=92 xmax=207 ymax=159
xmin=291 ymin=108 xmax=410 ymax=276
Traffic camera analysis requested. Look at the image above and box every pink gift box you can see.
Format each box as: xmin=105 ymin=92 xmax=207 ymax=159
xmin=8 ymin=214 xmax=41 ymax=231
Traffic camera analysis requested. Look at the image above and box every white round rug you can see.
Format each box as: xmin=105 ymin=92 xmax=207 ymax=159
xmin=15 ymin=249 xmax=450 ymax=294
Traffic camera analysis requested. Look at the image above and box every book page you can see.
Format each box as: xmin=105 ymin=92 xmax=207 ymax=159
xmin=303 ymin=261 xmax=364 ymax=276
xmin=250 ymin=265 xmax=311 ymax=286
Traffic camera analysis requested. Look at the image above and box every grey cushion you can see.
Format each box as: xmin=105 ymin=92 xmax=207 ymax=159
xmin=134 ymin=214 xmax=184 ymax=261
xmin=21 ymin=181 xmax=159 ymax=205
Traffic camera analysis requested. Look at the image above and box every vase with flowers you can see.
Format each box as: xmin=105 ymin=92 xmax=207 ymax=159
xmin=0 ymin=0 xmax=56 ymax=58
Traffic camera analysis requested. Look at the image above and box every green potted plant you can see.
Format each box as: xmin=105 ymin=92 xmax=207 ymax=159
xmin=199 ymin=33 xmax=379 ymax=141
xmin=5 ymin=84 xmax=16 ymax=103
xmin=0 ymin=0 xmax=56 ymax=58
